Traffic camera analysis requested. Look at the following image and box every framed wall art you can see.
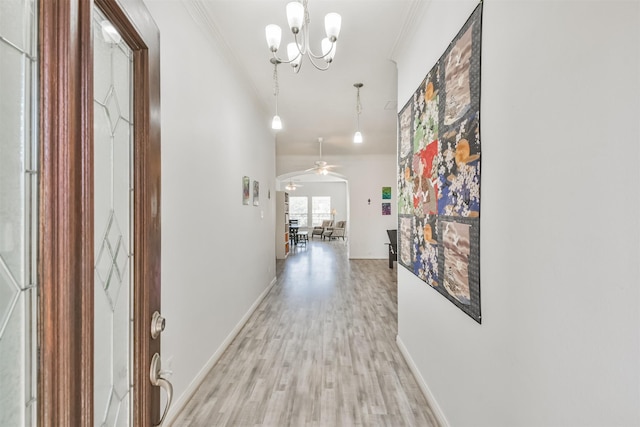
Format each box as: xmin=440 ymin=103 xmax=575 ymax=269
xmin=382 ymin=186 xmax=392 ymax=199
xmin=253 ymin=180 xmax=260 ymax=206
xmin=397 ymin=3 xmax=483 ymax=323
xmin=242 ymin=176 xmax=250 ymax=205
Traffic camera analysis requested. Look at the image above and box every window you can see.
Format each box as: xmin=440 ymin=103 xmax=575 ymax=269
xmin=289 ymin=196 xmax=308 ymax=226
xmin=312 ymin=196 xmax=331 ymax=226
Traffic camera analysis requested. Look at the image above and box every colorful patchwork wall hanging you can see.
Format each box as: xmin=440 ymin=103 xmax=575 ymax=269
xmin=397 ymin=3 xmax=483 ymax=322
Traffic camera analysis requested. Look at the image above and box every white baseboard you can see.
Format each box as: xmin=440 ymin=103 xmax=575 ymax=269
xmin=396 ymin=335 xmax=449 ymax=427
xmin=165 ymin=276 xmax=277 ymax=426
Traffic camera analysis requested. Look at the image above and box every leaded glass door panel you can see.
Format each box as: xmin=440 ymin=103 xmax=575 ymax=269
xmin=0 ymin=0 xmax=38 ymax=425
xmin=93 ymin=7 xmax=134 ymax=425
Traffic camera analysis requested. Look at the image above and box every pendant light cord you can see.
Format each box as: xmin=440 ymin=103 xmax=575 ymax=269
xmin=355 ymin=84 xmax=362 ymax=131
xmin=273 ymin=62 xmax=280 ymax=115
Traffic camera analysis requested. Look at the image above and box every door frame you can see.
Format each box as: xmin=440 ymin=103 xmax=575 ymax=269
xmin=38 ymin=0 xmax=161 ymax=425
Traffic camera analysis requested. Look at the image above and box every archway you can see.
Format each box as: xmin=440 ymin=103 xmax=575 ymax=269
xmin=276 ymin=170 xmax=350 ymax=250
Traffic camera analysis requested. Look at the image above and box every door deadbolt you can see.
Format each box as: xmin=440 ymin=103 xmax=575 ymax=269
xmin=151 ymin=311 xmax=166 ymax=339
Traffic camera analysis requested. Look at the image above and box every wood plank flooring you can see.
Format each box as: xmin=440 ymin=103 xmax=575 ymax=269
xmin=170 ymin=240 xmax=438 ymax=426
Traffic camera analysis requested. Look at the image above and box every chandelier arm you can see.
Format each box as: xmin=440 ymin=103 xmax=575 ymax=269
xmin=307 ymin=42 xmax=337 ymax=60
xmin=270 ymin=51 xmax=300 ymax=66
xmin=305 ymin=55 xmax=331 ymax=71
xmin=292 ymin=31 xmax=336 ymax=61
xmin=289 ymin=35 xmax=331 ymax=71
xmin=292 ymin=32 xmax=308 ymax=56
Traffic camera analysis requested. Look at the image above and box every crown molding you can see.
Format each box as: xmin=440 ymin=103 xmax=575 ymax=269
xmin=388 ymin=0 xmax=432 ymax=61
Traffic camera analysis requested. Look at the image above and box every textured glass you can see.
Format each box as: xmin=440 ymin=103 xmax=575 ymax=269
xmin=0 ymin=42 xmax=26 ymax=291
xmin=113 ymin=45 xmax=131 ymax=122
xmin=0 ymin=0 xmax=38 ymax=425
xmin=0 ymin=293 xmax=26 ymax=426
xmin=93 ymin=8 xmax=134 ymax=427
xmin=0 ymin=0 xmax=33 ymax=52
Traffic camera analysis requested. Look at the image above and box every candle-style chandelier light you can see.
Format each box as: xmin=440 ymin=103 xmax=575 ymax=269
xmin=265 ymin=0 xmax=342 ymax=72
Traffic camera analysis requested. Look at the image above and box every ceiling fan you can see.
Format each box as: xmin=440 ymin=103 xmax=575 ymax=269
xmin=285 ymin=180 xmax=303 ymax=191
xmin=305 ymin=137 xmax=338 ymax=175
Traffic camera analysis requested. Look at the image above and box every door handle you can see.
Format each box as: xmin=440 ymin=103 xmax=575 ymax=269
xmin=150 ymin=353 xmax=173 ymax=426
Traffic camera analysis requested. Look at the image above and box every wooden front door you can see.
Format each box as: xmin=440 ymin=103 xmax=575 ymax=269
xmin=39 ymin=0 xmax=164 ymax=425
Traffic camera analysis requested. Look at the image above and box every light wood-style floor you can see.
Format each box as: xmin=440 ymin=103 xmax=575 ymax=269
xmin=170 ymin=239 xmax=438 ymax=426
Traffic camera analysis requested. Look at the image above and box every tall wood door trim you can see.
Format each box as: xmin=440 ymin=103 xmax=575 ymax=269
xmin=38 ymin=0 xmax=161 ymax=425
xmin=39 ymin=0 xmax=93 ymax=424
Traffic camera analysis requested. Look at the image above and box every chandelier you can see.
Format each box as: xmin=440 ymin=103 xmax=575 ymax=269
xmin=265 ymin=0 xmax=342 ymax=72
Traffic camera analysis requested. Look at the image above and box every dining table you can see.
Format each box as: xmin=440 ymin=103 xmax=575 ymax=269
xmin=289 ymin=224 xmax=300 ymax=245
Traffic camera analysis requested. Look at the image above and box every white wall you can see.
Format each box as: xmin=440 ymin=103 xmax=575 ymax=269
xmin=145 ymin=1 xmax=277 ymax=417
xmin=395 ymin=1 xmax=640 ymax=426
xmin=278 ymin=154 xmax=397 ymax=259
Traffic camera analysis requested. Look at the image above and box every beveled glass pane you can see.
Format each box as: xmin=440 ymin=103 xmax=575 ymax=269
xmin=94 ymin=289 xmax=112 ymax=425
xmin=104 ymin=391 xmax=120 ymax=426
xmin=117 ymin=396 xmax=130 ymax=426
xmin=113 ymin=45 xmax=132 ymax=122
xmin=93 ymin=7 xmax=133 ymax=427
xmin=0 ymin=42 xmax=27 ymax=290
xmin=0 ymin=0 xmax=34 ymax=53
xmin=112 ymin=286 xmax=130 ymax=397
xmin=94 ymin=18 xmax=112 ymax=106
xmin=94 ymin=104 xmax=113 ymax=256
xmin=112 ymin=121 xmax=131 ymax=239
xmin=0 ymin=265 xmax=19 ymax=335
xmin=105 ymin=88 xmax=122 ymax=133
xmin=0 ymin=293 xmax=26 ymax=426
xmin=0 ymin=0 xmax=38 ymax=424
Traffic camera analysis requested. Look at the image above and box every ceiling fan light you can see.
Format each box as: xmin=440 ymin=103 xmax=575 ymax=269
xmin=265 ymin=24 xmax=282 ymax=52
xmin=321 ymin=168 xmax=329 ymax=175
xmin=272 ymin=115 xmax=282 ymax=130
xmin=324 ymin=13 xmax=341 ymax=42
xmin=286 ymin=2 xmax=304 ymax=34
xmin=353 ymin=131 xmax=363 ymax=144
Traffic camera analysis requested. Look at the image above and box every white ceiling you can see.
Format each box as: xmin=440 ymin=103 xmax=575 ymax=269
xmin=187 ymin=0 xmax=424 ymax=157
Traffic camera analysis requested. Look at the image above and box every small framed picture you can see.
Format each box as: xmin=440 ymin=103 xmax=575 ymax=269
xmin=382 ymin=202 xmax=391 ymax=215
xmin=253 ymin=180 xmax=260 ymax=206
xmin=242 ymin=176 xmax=250 ymax=205
xmin=382 ymin=186 xmax=392 ymax=199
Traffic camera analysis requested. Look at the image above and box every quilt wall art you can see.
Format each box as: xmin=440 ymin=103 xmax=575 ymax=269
xmin=397 ymin=3 xmax=482 ymax=323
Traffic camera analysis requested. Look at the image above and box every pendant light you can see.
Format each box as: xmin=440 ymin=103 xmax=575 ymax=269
xmin=271 ymin=59 xmax=282 ymax=130
xmin=353 ymin=83 xmax=363 ymax=143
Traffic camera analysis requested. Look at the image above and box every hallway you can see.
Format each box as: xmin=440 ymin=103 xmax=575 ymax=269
xmin=170 ymin=240 xmax=438 ymax=426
